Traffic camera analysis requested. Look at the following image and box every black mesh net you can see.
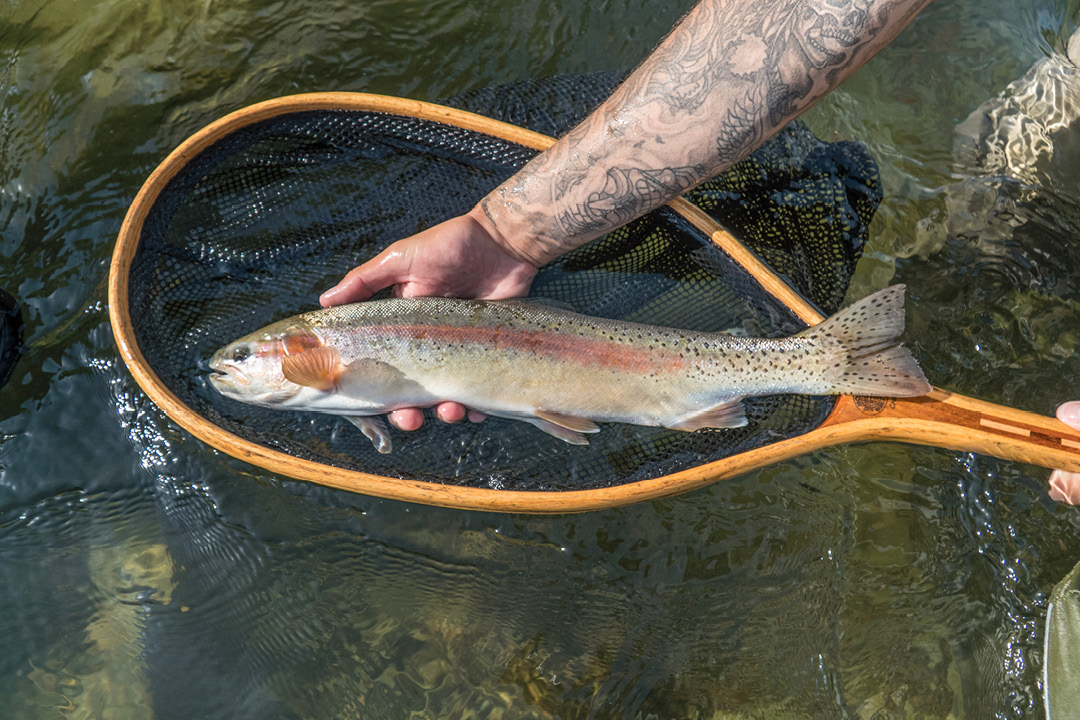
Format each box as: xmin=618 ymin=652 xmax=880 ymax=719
xmin=125 ymin=76 xmax=880 ymax=492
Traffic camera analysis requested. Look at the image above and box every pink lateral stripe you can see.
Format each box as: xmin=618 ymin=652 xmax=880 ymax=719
xmin=369 ymin=323 xmax=687 ymax=373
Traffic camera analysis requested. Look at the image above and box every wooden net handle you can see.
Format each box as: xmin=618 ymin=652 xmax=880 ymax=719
xmin=815 ymin=392 xmax=1080 ymax=471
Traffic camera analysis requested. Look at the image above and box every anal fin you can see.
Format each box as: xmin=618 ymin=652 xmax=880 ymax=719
xmin=525 ymin=409 xmax=600 ymax=446
xmin=668 ymin=400 xmax=748 ymax=431
xmin=535 ymin=409 xmax=600 ymax=434
xmin=525 ymin=419 xmax=591 ymax=445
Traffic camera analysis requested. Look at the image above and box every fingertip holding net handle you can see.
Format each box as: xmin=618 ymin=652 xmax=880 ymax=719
xmin=820 ymin=390 xmax=1080 ymax=474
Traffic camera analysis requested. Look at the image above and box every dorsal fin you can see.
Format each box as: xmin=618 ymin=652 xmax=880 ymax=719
xmin=281 ymin=346 xmax=343 ymax=391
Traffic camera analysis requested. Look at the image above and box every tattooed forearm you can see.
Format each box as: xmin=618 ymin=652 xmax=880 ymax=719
xmin=477 ymin=0 xmax=931 ymax=268
xmin=556 ymin=164 xmax=704 ymax=238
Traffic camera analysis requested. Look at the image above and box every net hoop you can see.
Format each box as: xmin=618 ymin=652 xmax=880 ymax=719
xmin=110 ymin=92 xmax=1080 ymax=513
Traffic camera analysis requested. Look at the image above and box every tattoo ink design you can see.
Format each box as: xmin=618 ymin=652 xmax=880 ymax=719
xmin=481 ymin=0 xmax=929 ymax=264
xmin=557 ymin=164 xmax=704 ymax=237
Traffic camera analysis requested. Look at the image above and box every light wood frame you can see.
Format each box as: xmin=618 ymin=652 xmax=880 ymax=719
xmin=109 ymin=92 xmax=1080 ymax=513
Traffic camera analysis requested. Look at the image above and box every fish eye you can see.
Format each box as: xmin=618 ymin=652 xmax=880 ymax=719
xmin=231 ymin=346 xmax=251 ymax=363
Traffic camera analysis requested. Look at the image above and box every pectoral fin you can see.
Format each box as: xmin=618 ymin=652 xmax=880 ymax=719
xmin=668 ymin=400 xmax=748 ymax=431
xmin=344 ymin=415 xmax=394 ymax=454
xmin=281 ymin=346 xmax=343 ymax=391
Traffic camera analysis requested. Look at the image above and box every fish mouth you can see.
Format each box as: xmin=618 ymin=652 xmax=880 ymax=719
xmin=207 ymin=361 xmax=249 ymax=389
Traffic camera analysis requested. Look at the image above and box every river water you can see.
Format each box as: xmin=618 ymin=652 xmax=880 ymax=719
xmin=2 ymin=0 xmax=1080 ymax=717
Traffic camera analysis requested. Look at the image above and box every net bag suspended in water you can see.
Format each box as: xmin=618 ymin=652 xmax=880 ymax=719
xmin=109 ymin=83 xmax=1080 ymax=513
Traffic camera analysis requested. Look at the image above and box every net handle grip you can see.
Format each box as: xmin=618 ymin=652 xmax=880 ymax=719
xmin=820 ymin=391 xmax=1080 ymax=473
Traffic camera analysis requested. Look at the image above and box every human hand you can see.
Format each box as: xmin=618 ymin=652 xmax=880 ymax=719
xmin=1049 ymin=401 xmax=1080 ymax=505
xmin=320 ymin=208 xmax=538 ymax=431
xmin=320 ymin=209 xmax=537 ymax=306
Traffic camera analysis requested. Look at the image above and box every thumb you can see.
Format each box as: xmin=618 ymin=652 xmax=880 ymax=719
xmin=320 ymin=246 xmax=410 ymax=307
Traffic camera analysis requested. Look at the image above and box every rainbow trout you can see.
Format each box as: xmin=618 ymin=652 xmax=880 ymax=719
xmin=208 ymin=285 xmax=930 ymax=453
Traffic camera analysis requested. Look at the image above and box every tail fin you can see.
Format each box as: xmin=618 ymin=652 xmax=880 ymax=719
xmin=801 ymin=285 xmax=931 ymax=397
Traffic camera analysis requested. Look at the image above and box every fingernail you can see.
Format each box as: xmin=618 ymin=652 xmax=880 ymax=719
xmin=1058 ymin=401 xmax=1080 ymax=427
xmin=319 ymin=287 xmax=339 ymax=307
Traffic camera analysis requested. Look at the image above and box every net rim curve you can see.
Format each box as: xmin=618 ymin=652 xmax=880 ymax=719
xmin=107 ymin=91 xmax=860 ymax=513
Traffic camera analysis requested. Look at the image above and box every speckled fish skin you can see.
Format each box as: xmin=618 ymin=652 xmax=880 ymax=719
xmin=207 ymin=285 xmax=930 ymax=453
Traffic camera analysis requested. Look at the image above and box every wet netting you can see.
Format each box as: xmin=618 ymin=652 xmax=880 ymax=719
xmin=122 ymin=76 xmax=880 ymax=492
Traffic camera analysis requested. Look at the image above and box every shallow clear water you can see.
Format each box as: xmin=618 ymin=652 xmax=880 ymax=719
xmin=2 ymin=0 xmax=1080 ymax=717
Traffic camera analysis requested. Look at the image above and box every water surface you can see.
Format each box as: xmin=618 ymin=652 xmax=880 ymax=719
xmin=2 ymin=0 xmax=1080 ymax=717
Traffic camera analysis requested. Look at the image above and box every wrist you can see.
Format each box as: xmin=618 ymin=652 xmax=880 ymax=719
xmin=467 ymin=200 xmax=553 ymax=269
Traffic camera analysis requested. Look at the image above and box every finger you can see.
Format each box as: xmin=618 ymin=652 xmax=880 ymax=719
xmin=320 ymin=246 xmax=410 ymax=307
xmin=320 ymin=268 xmax=372 ymax=306
xmin=320 ymin=267 xmax=380 ymax=307
xmin=434 ymin=402 xmax=468 ymax=424
xmin=467 ymin=410 xmax=487 ymax=423
xmin=1049 ymin=470 xmax=1080 ymax=505
xmin=388 ymin=407 xmax=425 ymax=432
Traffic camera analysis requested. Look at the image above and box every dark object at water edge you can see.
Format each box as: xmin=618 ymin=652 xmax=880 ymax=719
xmin=0 ymin=288 xmax=23 ymax=389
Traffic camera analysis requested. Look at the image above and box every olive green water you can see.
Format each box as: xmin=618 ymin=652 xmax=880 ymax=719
xmin=2 ymin=0 xmax=1080 ymax=718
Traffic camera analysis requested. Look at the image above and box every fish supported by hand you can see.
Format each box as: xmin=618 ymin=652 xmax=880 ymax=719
xmin=207 ymin=285 xmax=930 ymax=453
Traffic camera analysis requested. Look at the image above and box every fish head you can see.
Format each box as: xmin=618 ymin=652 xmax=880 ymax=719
xmin=208 ymin=318 xmax=322 ymax=406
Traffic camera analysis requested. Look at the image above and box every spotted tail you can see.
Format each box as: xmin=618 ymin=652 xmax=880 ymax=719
xmin=803 ymin=285 xmax=931 ymax=398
